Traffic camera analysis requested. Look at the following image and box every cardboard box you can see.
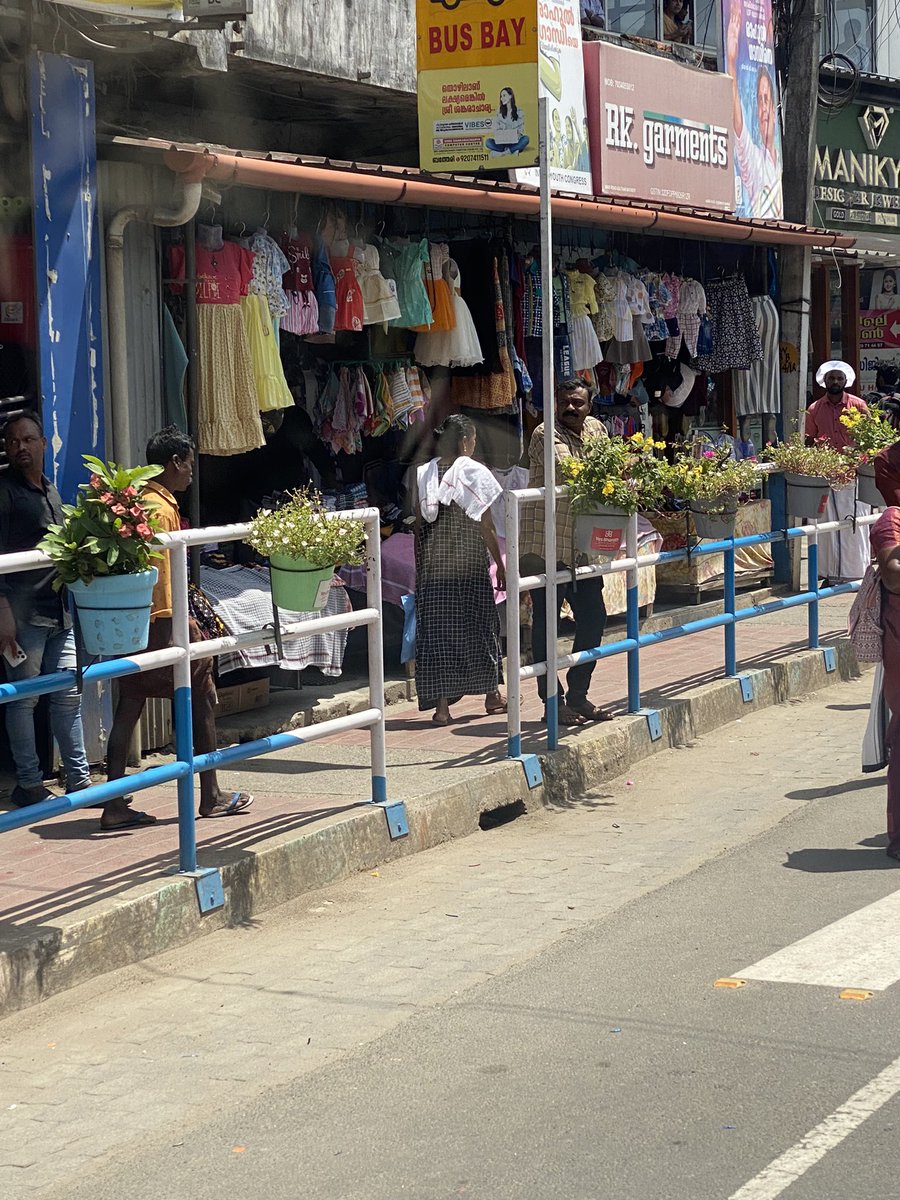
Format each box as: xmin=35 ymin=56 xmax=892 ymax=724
xmin=214 ymin=677 xmax=270 ymax=718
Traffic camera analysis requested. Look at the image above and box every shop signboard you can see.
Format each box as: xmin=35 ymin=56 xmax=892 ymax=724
xmin=721 ymin=0 xmax=783 ymax=219
xmin=416 ymin=0 xmax=540 ymax=172
xmin=583 ymin=42 xmax=734 ymax=211
xmin=512 ymin=0 xmax=592 ymax=196
xmin=858 ymin=269 xmax=900 ymax=392
xmin=816 ymin=105 xmax=900 ymax=235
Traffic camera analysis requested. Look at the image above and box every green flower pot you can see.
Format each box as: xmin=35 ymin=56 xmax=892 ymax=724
xmin=269 ymin=554 xmax=333 ymax=612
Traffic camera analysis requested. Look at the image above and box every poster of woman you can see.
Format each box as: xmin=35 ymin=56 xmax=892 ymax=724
xmin=723 ymin=0 xmax=784 ymax=220
xmin=871 ymin=269 xmax=900 ymax=311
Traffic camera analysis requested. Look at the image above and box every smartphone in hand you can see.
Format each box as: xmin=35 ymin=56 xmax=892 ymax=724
xmin=2 ymin=643 xmax=27 ymax=668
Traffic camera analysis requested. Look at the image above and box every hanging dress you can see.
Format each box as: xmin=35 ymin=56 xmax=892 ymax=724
xmin=244 ymin=230 xmax=293 ymax=412
xmin=281 ymin=233 xmax=320 ymax=336
xmin=411 ymin=242 xmax=456 ymax=333
xmin=414 ymin=259 xmax=484 ymax=368
xmin=358 ymin=242 xmax=402 ymax=326
xmin=391 ymin=238 xmax=433 ymax=328
xmin=330 ymin=240 xmax=365 ymax=333
xmin=169 ymin=238 xmax=265 ymax=457
xmin=732 ymin=295 xmax=781 ymax=416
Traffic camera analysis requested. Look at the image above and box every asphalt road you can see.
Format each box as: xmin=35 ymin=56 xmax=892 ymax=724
xmin=6 ymin=673 xmax=900 ymax=1200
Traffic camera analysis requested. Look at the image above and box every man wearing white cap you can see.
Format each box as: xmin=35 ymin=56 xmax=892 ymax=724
xmin=804 ymin=361 xmax=870 ymax=583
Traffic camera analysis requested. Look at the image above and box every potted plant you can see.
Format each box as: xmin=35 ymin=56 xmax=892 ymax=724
xmin=247 ymin=488 xmax=367 ymax=611
xmin=763 ymin=434 xmax=857 ymax=519
xmin=561 ymin=431 xmax=668 ymax=556
xmin=40 ymin=456 xmax=163 ymax=656
xmin=839 ymin=406 xmax=897 ymax=507
xmin=662 ymin=444 xmax=759 ymax=539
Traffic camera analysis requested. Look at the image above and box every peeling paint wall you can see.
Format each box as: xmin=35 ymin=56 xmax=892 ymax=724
xmin=241 ymin=0 xmax=416 ymax=94
xmin=27 ymin=51 xmax=104 ymax=503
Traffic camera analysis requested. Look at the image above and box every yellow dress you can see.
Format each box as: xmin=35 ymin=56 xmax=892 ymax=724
xmin=240 ymin=293 xmax=294 ymax=413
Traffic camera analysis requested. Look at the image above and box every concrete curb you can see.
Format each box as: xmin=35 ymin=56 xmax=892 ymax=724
xmin=0 ymin=639 xmax=862 ymax=1017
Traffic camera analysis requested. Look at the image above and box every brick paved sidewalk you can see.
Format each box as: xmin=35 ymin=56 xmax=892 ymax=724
xmin=0 ymin=593 xmax=854 ymax=933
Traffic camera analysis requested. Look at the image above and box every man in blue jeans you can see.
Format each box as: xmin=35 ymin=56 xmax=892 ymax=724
xmin=0 ymin=411 xmax=91 ymax=807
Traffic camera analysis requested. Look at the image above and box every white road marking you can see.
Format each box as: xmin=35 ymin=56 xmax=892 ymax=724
xmin=727 ymin=1053 xmax=900 ymax=1200
xmin=738 ymin=888 xmax=900 ymax=991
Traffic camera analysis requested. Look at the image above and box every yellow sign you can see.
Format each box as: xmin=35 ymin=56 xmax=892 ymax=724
xmin=417 ymin=0 xmax=539 ymax=172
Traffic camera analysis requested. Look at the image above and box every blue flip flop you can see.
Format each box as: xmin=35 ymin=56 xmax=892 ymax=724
xmin=201 ymin=792 xmax=254 ymax=818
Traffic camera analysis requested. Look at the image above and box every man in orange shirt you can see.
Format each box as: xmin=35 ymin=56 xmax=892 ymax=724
xmin=804 ymin=360 xmax=871 ymax=584
xmin=101 ymin=427 xmax=253 ymax=830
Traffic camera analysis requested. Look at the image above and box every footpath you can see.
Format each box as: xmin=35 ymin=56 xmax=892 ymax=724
xmin=0 ymin=590 xmax=862 ymax=1015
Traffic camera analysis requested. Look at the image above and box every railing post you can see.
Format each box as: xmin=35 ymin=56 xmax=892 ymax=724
xmin=170 ymin=543 xmax=197 ymax=874
xmin=807 ymin=520 xmax=820 ymax=650
xmin=365 ymin=511 xmax=388 ymax=806
xmin=505 ymin=492 xmax=523 ymax=758
xmin=538 ymin=96 xmax=558 ymax=752
xmin=625 ymin=511 xmax=641 ymax=712
xmin=724 ymin=538 xmax=737 ymax=677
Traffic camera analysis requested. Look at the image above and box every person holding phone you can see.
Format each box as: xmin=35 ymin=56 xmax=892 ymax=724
xmin=0 ymin=411 xmax=92 ymax=808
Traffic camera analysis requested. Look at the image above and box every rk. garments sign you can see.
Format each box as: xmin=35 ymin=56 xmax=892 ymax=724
xmin=416 ymin=0 xmax=540 ymax=172
xmin=583 ymin=42 xmax=734 ymax=211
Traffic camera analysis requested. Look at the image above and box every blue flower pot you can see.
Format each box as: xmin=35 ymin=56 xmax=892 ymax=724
xmin=68 ymin=568 xmax=158 ymax=656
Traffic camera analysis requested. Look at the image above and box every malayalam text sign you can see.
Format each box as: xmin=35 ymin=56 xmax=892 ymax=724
xmin=417 ymin=0 xmax=539 ymax=172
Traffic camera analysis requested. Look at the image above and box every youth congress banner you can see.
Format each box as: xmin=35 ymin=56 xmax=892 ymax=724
xmin=416 ymin=0 xmax=539 ymax=172
xmin=722 ymin=0 xmax=784 ymax=219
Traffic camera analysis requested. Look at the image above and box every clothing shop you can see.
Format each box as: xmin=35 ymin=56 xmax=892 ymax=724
xmin=87 ymin=134 xmax=853 ymax=724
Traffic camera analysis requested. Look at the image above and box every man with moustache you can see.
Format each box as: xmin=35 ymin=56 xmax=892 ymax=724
xmin=804 ymin=360 xmax=871 ymax=584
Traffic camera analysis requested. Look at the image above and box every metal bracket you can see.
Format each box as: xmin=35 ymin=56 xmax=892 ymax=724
xmin=512 ymin=753 xmax=543 ymax=789
xmin=823 ymin=647 xmax=837 ymax=673
xmin=738 ymin=674 xmax=755 ymax=703
xmin=378 ymin=801 xmax=409 ymax=840
xmin=187 ymin=867 xmax=225 ymax=915
xmin=638 ymin=708 xmax=663 ymax=741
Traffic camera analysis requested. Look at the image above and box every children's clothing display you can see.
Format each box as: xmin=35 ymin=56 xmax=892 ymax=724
xmin=281 ymin=234 xmax=319 ymax=336
xmin=241 ymin=292 xmax=294 ymax=413
xmin=358 ymin=243 xmax=402 ymax=326
xmin=169 ymin=230 xmax=265 ymax=457
xmin=249 ymin=230 xmax=290 ymax=321
xmin=666 ymin=278 xmax=707 ymax=359
xmin=312 ymin=238 xmax=337 ymax=334
xmin=330 ymin=240 xmax=365 ymax=333
xmin=412 ymin=243 xmax=455 ymax=333
xmin=392 ymin=239 xmax=433 ymax=328
xmin=414 ymin=259 xmax=483 ymax=368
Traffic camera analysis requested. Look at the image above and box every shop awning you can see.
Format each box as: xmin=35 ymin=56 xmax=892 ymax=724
xmin=106 ymin=136 xmax=855 ymax=251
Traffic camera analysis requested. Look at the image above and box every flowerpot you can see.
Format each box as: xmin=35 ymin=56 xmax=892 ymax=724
xmin=688 ymin=497 xmax=737 ymax=540
xmin=856 ymin=463 xmax=882 ymax=508
xmin=269 ymin=554 xmax=333 ymax=612
xmin=68 ymin=568 xmax=158 ymax=656
xmin=784 ymin=472 xmax=831 ymax=520
xmin=574 ymin=505 xmax=629 ymax=556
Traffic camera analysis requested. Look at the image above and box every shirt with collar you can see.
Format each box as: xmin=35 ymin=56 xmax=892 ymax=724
xmin=0 ymin=469 xmax=68 ymax=627
xmin=519 ymin=415 xmax=608 ymax=568
xmin=804 ymin=391 xmax=868 ymax=453
xmin=141 ymin=480 xmax=181 ymax=620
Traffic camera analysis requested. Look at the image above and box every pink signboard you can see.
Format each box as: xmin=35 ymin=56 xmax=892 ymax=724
xmin=583 ymin=41 xmax=735 ymax=212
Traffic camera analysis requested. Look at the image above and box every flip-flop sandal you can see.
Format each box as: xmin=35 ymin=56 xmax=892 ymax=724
xmin=485 ymin=699 xmax=508 ymax=714
xmin=201 ymin=792 xmax=254 ymax=818
xmin=554 ymin=706 xmax=587 ymax=727
xmin=432 ymin=713 xmax=453 ymax=726
xmin=569 ymin=703 xmax=614 ymax=722
xmin=99 ymin=810 xmax=157 ymax=831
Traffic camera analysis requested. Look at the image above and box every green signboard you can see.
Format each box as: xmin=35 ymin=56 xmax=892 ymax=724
xmin=816 ymin=102 xmax=900 ymax=235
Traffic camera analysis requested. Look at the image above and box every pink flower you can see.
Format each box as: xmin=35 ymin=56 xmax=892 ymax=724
xmin=118 ymin=526 xmax=132 ymax=539
xmin=123 ymin=486 xmax=137 ymax=499
xmin=89 ymin=474 xmax=101 ymax=489
xmin=111 ymin=504 xmax=127 ymax=516
xmin=100 ymin=492 xmax=114 ymax=504
xmin=702 ymin=450 xmax=716 ymax=459
xmin=135 ymin=523 xmax=152 ymax=540
xmin=129 ymin=505 xmax=144 ymax=519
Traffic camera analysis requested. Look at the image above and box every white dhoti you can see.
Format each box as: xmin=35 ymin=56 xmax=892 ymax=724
xmin=817 ymin=485 xmax=871 ymax=583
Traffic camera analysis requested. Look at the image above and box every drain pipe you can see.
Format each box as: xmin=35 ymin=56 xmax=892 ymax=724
xmin=106 ymin=173 xmax=206 ymax=463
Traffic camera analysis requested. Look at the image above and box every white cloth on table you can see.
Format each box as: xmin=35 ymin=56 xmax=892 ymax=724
xmin=199 ymin=565 xmax=353 ymax=676
xmin=818 ymin=487 xmax=871 ymax=583
xmin=417 ymin=456 xmax=503 ymax=524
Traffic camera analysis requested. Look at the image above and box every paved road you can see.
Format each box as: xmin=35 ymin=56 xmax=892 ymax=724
xmin=3 ymin=672 xmax=899 ymax=1199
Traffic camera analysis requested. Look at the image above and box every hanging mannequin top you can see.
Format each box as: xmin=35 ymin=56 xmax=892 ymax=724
xmin=170 ymin=225 xmax=253 ymax=306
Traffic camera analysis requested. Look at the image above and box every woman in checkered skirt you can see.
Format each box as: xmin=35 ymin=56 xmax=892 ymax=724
xmin=415 ymin=415 xmax=507 ymax=725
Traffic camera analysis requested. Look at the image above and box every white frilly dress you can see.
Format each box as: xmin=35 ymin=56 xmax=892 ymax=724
xmin=415 ymin=259 xmax=484 ymax=368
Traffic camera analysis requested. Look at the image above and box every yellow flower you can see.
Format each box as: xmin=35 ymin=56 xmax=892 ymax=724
xmin=655 ymin=440 xmax=667 ymax=450
xmin=602 ymin=481 xmax=615 ymax=496
xmin=568 ymin=461 xmax=584 ymax=477
xmin=630 ymin=432 xmax=645 ymax=445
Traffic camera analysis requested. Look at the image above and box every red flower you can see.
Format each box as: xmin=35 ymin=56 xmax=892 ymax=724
xmin=118 ymin=526 xmax=132 ymax=539
xmin=135 ymin=523 xmax=153 ymax=540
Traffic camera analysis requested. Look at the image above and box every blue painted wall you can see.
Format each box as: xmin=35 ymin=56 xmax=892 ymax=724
xmin=28 ymin=51 xmax=104 ymax=503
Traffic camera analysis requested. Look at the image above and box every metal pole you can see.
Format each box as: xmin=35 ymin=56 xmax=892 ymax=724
xmin=184 ymin=221 xmax=201 ymax=586
xmin=170 ymin=543 xmax=197 ymax=873
xmin=506 ymin=491 xmax=522 ymax=757
xmin=807 ymin=520 xmax=820 ymax=649
xmin=538 ymin=95 xmax=558 ymax=751
xmin=366 ymin=511 xmax=388 ymax=804
xmin=625 ymin=511 xmax=640 ymax=712
xmin=724 ymin=540 xmax=737 ymax=676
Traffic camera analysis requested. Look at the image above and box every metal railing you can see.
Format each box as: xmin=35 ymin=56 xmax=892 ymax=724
xmin=0 ymin=507 xmax=403 ymax=881
xmin=504 ymin=479 xmax=876 ymax=757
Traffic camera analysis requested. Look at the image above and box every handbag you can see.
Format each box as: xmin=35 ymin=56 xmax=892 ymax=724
xmin=848 ymin=563 xmax=883 ymax=663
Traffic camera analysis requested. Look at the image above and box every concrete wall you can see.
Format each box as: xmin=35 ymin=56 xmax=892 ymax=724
xmin=240 ymin=0 xmax=416 ymax=94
